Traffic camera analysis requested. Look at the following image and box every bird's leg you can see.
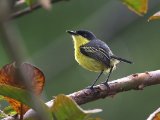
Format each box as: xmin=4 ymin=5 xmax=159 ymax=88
xmin=86 ymin=70 xmax=104 ymax=89
xmin=102 ymin=66 xmax=113 ymax=89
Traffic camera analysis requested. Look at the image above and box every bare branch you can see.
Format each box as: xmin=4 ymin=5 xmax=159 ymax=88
xmin=11 ymin=0 xmax=68 ymax=19
xmin=53 ymin=70 xmax=160 ymax=105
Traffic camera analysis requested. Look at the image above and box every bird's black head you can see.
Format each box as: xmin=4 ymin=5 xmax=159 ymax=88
xmin=66 ymin=30 xmax=96 ymax=40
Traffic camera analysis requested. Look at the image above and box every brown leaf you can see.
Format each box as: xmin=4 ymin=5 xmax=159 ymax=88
xmin=153 ymin=113 xmax=160 ymax=120
xmin=4 ymin=98 xmax=29 ymax=115
xmin=147 ymin=108 xmax=160 ymax=120
xmin=0 ymin=62 xmax=45 ymax=115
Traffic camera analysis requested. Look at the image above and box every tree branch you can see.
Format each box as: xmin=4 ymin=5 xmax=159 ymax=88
xmin=11 ymin=0 xmax=68 ymax=19
xmin=51 ymin=70 xmax=160 ymax=105
xmin=3 ymin=70 xmax=160 ymax=120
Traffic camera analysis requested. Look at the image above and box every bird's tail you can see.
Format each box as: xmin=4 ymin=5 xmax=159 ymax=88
xmin=111 ymin=55 xmax=133 ymax=64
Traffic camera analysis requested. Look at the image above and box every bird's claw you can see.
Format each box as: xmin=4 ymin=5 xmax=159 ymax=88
xmin=101 ymin=82 xmax=110 ymax=90
xmin=85 ymin=86 xmax=94 ymax=90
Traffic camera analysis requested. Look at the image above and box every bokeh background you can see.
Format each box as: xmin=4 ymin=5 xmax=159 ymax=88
xmin=0 ymin=0 xmax=160 ymax=119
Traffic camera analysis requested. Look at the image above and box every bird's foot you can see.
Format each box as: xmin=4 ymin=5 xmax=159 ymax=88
xmin=101 ymin=82 xmax=110 ymax=90
xmin=85 ymin=85 xmax=94 ymax=90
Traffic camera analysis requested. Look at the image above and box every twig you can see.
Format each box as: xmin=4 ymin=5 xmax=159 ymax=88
xmin=11 ymin=0 xmax=68 ymax=19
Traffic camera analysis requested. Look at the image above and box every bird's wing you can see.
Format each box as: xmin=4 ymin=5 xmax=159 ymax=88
xmin=80 ymin=40 xmax=111 ymax=67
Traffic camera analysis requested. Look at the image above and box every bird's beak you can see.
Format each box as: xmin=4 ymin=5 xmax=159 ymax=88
xmin=66 ymin=30 xmax=77 ymax=35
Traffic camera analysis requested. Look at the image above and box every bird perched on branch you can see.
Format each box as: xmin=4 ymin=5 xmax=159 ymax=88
xmin=67 ymin=30 xmax=132 ymax=89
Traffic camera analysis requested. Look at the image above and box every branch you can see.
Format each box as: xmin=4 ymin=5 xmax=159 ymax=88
xmin=3 ymin=70 xmax=160 ymax=120
xmin=11 ymin=0 xmax=67 ymax=19
xmin=51 ymin=70 xmax=160 ymax=105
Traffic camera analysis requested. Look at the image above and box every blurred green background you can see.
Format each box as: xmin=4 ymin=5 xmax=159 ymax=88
xmin=1 ymin=0 xmax=160 ymax=119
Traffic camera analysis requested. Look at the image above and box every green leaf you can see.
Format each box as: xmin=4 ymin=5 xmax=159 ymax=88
xmin=0 ymin=95 xmax=5 ymax=102
xmin=122 ymin=0 xmax=148 ymax=15
xmin=51 ymin=94 xmax=102 ymax=120
xmin=25 ymin=0 xmax=33 ymax=6
xmin=25 ymin=0 xmax=37 ymax=6
xmin=0 ymin=84 xmax=52 ymax=120
xmin=3 ymin=106 xmax=17 ymax=116
xmin=148 ymin=11 xmax=160 ymax=21
xmin=0 ymin=84 xmax=35 ymax=107
xmin=0 ymin=113 xmax=6 ymax=119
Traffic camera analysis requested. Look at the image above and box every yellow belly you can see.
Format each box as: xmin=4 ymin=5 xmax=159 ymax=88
xmin=75 ymin=50 xmax=107 ymax=72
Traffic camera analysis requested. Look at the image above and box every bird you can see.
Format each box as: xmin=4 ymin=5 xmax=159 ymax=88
xmin=66 ymin=30 xmax=132 ymax=89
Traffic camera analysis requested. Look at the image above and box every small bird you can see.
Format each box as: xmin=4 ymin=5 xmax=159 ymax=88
xmin=67 ymin=30 xmax=132 ymax=89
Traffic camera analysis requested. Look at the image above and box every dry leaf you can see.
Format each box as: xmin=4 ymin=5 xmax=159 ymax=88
xmin=0 ymin=62 xmax=45 ymax=115
xmin=147 ymin=108 xmax=160 ymax=120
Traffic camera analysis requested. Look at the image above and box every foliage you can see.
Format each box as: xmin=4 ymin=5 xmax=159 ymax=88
xmin=122 ymin=0 xmax=160 ymax=21
xmin=22 ymin=0 xmax=160 ymax=21
xmin=0 ymin=84 xmax=51 ymax=119
xmin=0 ymin=63 xmax=101 ymax=119
xmin=3 ymin=106 xmax=17 ymax=116
xmin=122 ymin=0 xmax=148 ymax=15
xmin=51 ymin=94 xmax=102 ymax=120
xmin=0 ymin=62 xmax=45 ymax=115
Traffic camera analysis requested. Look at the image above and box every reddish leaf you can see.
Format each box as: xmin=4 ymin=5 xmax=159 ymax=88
xmin=153 ymin=113 xmax=160 ymax=120
xmin=0 ymin=62 xmax=45 ymax=115
xmin=4 ymin=99 xmax=29 ymax=115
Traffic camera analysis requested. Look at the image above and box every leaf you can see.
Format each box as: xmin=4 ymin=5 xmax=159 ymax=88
xmin=0 ymin=84 xmax=52 ymax=120
xmin=0 ymin=95 xmax=5 ymax=102
xmin=25 ymin=0 xmax=33 ymax=6
xmin=3 ymin=106 xmax=17 ymax=116
xmin=25 ymin=0 xmax=37 ymax=6
xmin=148 ymin=11 xmax=160 ymax=21
xmin=122 ymin=0 xmax=148 ymax=15
xmin=147 ymin=108 xmax=160 ymax=120
xmin=0 ymin=85 xmax=33 ymax=110
xmin=0 ymin=111 xmax=7 ymax=119
xmin=0 ymin=62 xmax=45 ymax=115
xmin=51 ymin=94 xmax=102 ymax=120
